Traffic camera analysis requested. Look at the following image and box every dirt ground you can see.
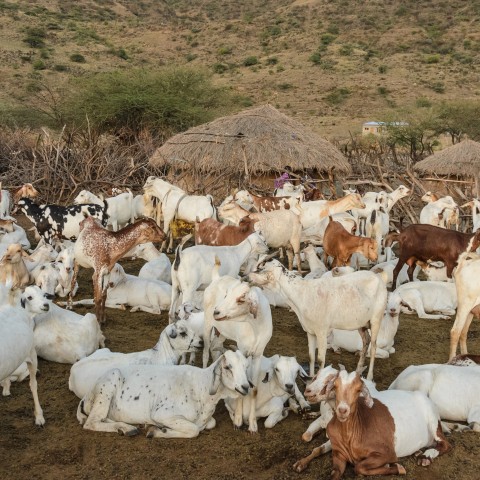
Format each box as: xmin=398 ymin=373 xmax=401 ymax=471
xmin=1 ymin=222 xmax=480 ymax=480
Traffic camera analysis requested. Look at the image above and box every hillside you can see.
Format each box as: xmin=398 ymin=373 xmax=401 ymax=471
xmin=0 ymin=0 xmax=479 ymax=138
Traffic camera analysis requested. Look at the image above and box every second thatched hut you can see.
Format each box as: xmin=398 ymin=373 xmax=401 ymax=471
xmin=149 ymin=104 xmax=350 ymax=196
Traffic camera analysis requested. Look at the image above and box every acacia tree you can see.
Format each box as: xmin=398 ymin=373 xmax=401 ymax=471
xmin=434 ymin=101 xmax=480 ymax=144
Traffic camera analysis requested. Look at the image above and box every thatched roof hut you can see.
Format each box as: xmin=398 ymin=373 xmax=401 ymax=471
xmin=149 ymin=105 xmax=350 ymax=194
xmin=415 ymin=139 xmax=480 ymax=196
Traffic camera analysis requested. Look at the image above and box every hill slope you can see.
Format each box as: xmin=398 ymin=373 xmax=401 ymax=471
xmin=0 ymin=0 xmax=479 ymax=138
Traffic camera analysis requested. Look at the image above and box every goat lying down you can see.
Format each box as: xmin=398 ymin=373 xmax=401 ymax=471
xmin=224 ymin=355 xmax=310 ymax=429
xmin=77 ymin=350 xmax=251 ymax=438
xmin=69 ymin=320 xmax=202 ymax=399
xmin=293 ymin=366 xmax=451 ymax=476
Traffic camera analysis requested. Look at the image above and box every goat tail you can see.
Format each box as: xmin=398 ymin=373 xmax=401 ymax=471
xmin=173 ymin=242 xmax=183 ymax=271
xmin=102 ymin=200 xmax=109 ymax=226
xmin=370 ymin=208 xmax=377 ymax=225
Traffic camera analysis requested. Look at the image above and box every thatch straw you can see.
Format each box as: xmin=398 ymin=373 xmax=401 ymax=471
xmin=414 ymin=139 xmax=480 ymax=177
xmin=149 ymin=104 xmax=350 ymax=176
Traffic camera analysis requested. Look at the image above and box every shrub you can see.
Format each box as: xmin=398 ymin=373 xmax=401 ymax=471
xmin=339 ymin=44 xmax=353 ymax=56
xmin=416 ymin=97 xmax=432 ymax=108
xmin=429 ymin=81 xmax=445 ymax=93
xmin=218 ymin=46 xmax=232 ymax=55
xmin=32 ymin=59 xmax=46 ymax=70
xmin=424 ymin=54 xmax=440 ymax=64
xmin=378 ymin=86 xmax=388 ymax=95
xmin=320 ymin=33 xmax=336 ymax=45
xmin=378 ymin=64 xmax=387 ymax=74
xmin=23 ymin=27 xmax=46 ymax=48
xmin=185 ymin=53 xmax=197 ymax=62
xmin=243 ymin=56 xmax=258 ymax=66
xmin=54 ymin=64 xmax=68 ymax=72
xmin=70 ymin=53 xmax=86 ymax=63
xmin=277 ymin=83 xmax=293 ymax=90
xmin=325 ymin=87 xmax=350 ymax=105
xmin=309 ymin=52 xmax=321 ymax=64
xmin=212 ymin=63 xmax=228 ymax=73
xmin=117 ymin=48 xmax=128 ymax=60
xmin=266 ymin=57 xmax=278 ymax=65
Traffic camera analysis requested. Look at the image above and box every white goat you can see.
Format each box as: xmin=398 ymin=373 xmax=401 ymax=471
xmin=370 ymin=258 xmax=420 ymax=289
xmin=74 ymin=189 xmax=134 ymax=231
xmin=416 ymin=260 xmax=451 ymax=282
xmin=303 ymin=244 xmax=328 ymax=279
xmin=77 ymin=350 xmax=251 ymax=438
xmin=22 ymin=286 xmax=105 ymax=364
xmin=248 ymin=260 xmax=387 ymax=380
xmin=139 ymin=255 xmax=171 ymax=284
xmin=0 ymin=219 xmax=30 ymax=249
xmin=390 ymin=363 xmax=480 ymax=432
xmin=395 ymin=281 xmax=457 ymax=319
xmin=203 ymin=273 xmax=273 ymax=433
xmin=0 ymin=285 xmax=45 ymax=425
xmin=274 ymin=182 xmax=305 ymax=198
xmin=328 ymin=292 xmax=402 ymax=359
xmin=55 ymin=246 xmax=78 ymax=297
xmin=450 ymin=252 xmax=480 ymax=360
xmin=169 ymin=232 xmax=268 ymax=320
xmin=69 ymin=320 xmax=202 ymax=399
xmin=462 ymin=198 xmax=480 ymax=232
xmin=31 ymin=263 xmax=61 ymax=297
xmin=420 ymin=193 xmax=459 ymax=229
xmin=224 ymin=355 xmax=310 ymax=428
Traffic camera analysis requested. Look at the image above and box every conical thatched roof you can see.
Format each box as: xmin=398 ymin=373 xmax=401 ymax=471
xmin=414 ymin=139 xmax=480 ymax=177
xmin=149 ymin=104 xmax=350 ymax=176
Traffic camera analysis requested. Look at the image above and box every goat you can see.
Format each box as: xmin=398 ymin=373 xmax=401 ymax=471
xmin=224 ymin=355 xmax=310 ymax=428
xmin=74 ymin=189 xmax=135 ymax=231
xmin=17 ymin=197 xmax=108 ymax=244
xmin=69 ymin=320 xmax=202 ymax=398
xmin=0 ymin=285 xmax=45 ymax=425
xmin=31 ymin=262 xmax=61 ymax=297
xmin=70 ymin=217 xmax=166 ymax=323
xmin=143 ymin=176 xmax=216 ymax=252
xmin=248 ymin=260 xmax=387 ymax=380
xmin=0 ymin=243 xmax=31 ymax=289
xmin=303 ymin=244 xmax=328 ymax=279
xmin=323 ymin=218 xmax=378 ymax=267
xmin=328 ymin=292 xmax=402 ymax=358
xmin=233 ymin=189 xmax=301 ymax=213
xmin=0 ymin=218 xmax=30 ymax=250
xmin=294 ymin=367 xmax=451 ymax=475
xmin=395 ymin=281 xmax=457 ymax=319
xmin=420 ymin=193 xmax=459 ymax=229
xmin=390 ymin=362 xmax=480 ymax=432
xmin=169 ymin=232 xmax=268 ymax=321
xmin=77 ymin=350 xmax=251 ymax=438
xmin=123 ymin=242 xmax=171 ymax=284
xmin=462 ymin=199 xmax=480 ymax=232
xmin=203 ymin=271 xmax=273 ymax=433
xmin=370 ymin=259 xmax=420 ymax=289
xmin=21 ymin=286 xmax=105 ymax=364
xmin=386 ymin=224 xmax=480 ymax=289
xmin=449 ymin=252 xmax=480 ymax=360
xmin=195 ymin=216 xmax=256 ymax=246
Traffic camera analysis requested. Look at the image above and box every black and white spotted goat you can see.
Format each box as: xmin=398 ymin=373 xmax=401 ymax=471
xmin=17 ymin=198 xmax=108 ymax=245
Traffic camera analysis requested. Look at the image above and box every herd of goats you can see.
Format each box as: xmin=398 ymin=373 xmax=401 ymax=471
xmin=1 ymin=175 xmax=480 ymax=478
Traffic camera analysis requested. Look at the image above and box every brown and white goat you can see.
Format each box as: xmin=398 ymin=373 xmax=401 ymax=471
xmin=194 ymin=217 xmax=256 ymax=246
xmin=323 ymin=217 xmax=378 ymax=267
xmin=71 ymin=217 xmax=165 ymax=324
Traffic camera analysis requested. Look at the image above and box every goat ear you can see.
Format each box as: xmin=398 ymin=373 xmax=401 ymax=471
xmin=361 ymin=382 xmax=374 ymax=408
xmin=236 ymin=292 xmax=247 ymax=304
xmin=323 ymin=373 xmax=338 ymax=396
xmin=209 ymin=358 xmax=223 ymax=395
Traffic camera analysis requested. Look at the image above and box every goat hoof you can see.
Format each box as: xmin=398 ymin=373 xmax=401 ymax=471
xmin=396 ymin=464 xmax=406 ymax=475
xmin=293 ymin=460 xmax=308 ymax=473
xmin=301 ymin=432 xmax=313 ymax=442
xmin=300 ymin=405 xmax=312 ymax=414
xmin=417 ymin=457 xmax=432 ymax=467
xmin=122 ymin=427 xmax=139 ymax=437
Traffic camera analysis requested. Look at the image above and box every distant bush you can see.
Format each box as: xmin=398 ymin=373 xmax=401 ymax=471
xmin=416 ymin=97 xmax=432 ymax=108
xmin=212 ymin=63 xmax=228 ymax=73
xmin=53 ymin=64 xmax=68 ymax=72
xmin=218 ymin=46 xmax=232 ymax=55
xmin=423 ymin=54 xmax=440 ymax=64
xmin=378 ymin=86 xmax=388 ymax=95
xmin=325 ymin=87 xmax=350 ymax=105
xmin=243 ymin=56 xmax=258 ymax=66
xmin=378 ymin=64 xmax=387 ymax=74
xmin=339 ymin=44 xmax=353 ymax=56
xmin=185 ymin=53 xmax=197 ymax=62
xmin=277 ymin=83 xmax=293 ymax=90
xmin=117 ymin=48 xmax=129 ymax=60
xmin=23 ymin=27 xmax=46 ymax=48
xmin=32 ymin=59 xmax=46 ymax=70
xmin=309 ymin=52 xmax=321 ymax=64
xmin=429 ymin=81 xmax=445 ymax=93
xmin=266 ymin=57 xmax=278 ymax=65
xmin=70 ymin=53 xmax=86 ymax=63
xmin=320 ymin=33 xmax=336 ymax=45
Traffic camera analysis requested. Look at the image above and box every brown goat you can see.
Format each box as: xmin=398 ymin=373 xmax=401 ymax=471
xmin=0 ymin=243 xmax=32 ymax=289
xmin=71 ymin=217 xmax=165 ymax=324
xmin=323 ymin=218 xmax=378 ymax=267
xmin=195 ymin=217 xmax=255 ymax=246
xmin=386 ymin=224 xmax=480 ymax=289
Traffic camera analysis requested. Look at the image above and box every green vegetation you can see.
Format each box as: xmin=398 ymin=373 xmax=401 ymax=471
xmin=325 ymin=87 xmax=350 ymax=105
xmin=243 ymin=56 xmax=258 ymax=66
xmin=70 ymin=53 xmax=86 ymax=63
xmin=23 ymin=27 xmax=47 ymax=48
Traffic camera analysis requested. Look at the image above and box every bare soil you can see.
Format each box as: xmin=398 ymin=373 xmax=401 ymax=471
xmin=1 ymin=224 xmax=480 ymax=479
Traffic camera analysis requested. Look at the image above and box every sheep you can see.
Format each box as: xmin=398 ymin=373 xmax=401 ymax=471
xmin=395 ymin=281 xmax=457 ymax=320
xmin=248 ymin=260 xmax=387 ymax=380
xmin=224 ymin=355 xmax=310 ymax=428
xmin=0 ymin=243 xmax=31 ymax=289
xmin=21 ymin=286 xmax=105 ymax=364
xmin=77 ymin=350 xmax=251 ymax=438
xmin=328 ymin=292 xmax=402 ymax=359
xmin=69 ymin=320 xmax=202 ymax=399
xmin=203 ymin=268 xmax=273 ymax=433
xmin=294 ymin=367 xmax=451 ymax=475
xmin=169 ymin=232 xmax=268 ymax=321
xmin=390 ymin=363 xmax=480 ymax=432
xmin=0 ymin=285 xmax=45 ymax=425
